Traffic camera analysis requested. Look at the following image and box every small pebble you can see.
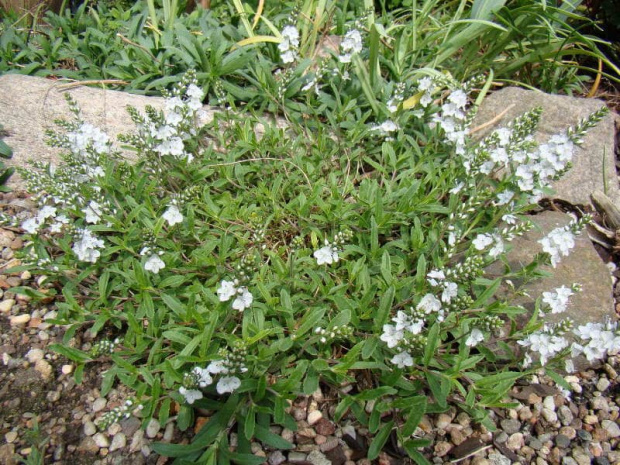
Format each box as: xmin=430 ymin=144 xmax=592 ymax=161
xmin=307 ymin=410 xmax=322 ymax=425
xmin=146 ymin=418 xmax=161 ymax=438
xmin=61 ymin=365 xmax=73 ymax=375
xmin=596 ymin=378 xmax=610 ymax=392
xmin=92 ymin=398 xmax=107 ymax=413
xmin=109 ymin=433 xmax=126 ymax=452
xmin=555 ymin=434 xmax=571 ymax=448
xmin=5 ymin=431 xmax=17 ymax=443
xmin=93 ymin=433 xmax=109 ymax=448
xmin=9 ymin=314 xmax=30 ymax=326
xmin=84 ymin=422 xmax=97 ymax=436
xmin=601 ymin=419 xmax=620 ymax=438
xmin=0 ymin=299 xmax=15 ymax=314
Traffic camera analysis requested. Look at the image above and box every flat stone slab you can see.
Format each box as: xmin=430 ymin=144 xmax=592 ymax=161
xmin=488 ymin=211 xmax=614 ymax=368
xmin=0 ymin=74 xmax=216 ymax=190
xmin=474 ymin=87 xmax=619 ymax=206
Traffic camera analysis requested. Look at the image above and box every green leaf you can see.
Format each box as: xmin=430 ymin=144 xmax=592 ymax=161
xmin=374 ymin=285 xmax=395 ymax=332
xmin=380 ymin=250 xmax=392 ymax=285
xmin=49 ymin=344 xmax=91 ymax=363
xmin=473 ymin=278 xmax=501 ymax=307
xmin=353 ymin=386 xmax=397 ymax=401
xmin=161 ymin=293 xmax=186 ymax=317
xmin=244 ymin=406 xmax=256 ymax=440
xmin=423 ymin=323 xmax=440 ymax=367
xmin=253 ymin=424 xmax=293 ymax=450
xmin=403 ymin=441 xmax=432 ymax=465
xmin=177 ymin=405 xmax=194 ymax=432
xmin=367 ymin=420 xmax=394 ymax=460
xmin=471 ymin=0 xmax=507 ymax=20
xmin=295 ymin=307 xmax=325 ymax=338
xmin=401 ymin=396 xmax=427 ymax=437
xmin=425 ymin=371 xmax=450 ymax=408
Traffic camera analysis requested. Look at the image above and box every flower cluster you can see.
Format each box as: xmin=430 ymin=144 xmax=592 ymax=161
xmin=431 ymin=87 xmax=469 ymax=155
xmin=314 ymin=325 xmax=353 ymax=343
xmin=135 ymin=71 xmax=204 ymax=165
xmin=538 ymin=215 xmax=590 ymax=268
xmin=339 ymin=29 xmax=363 ymax=63
xmin=314 ymin=230 xmax=352 ymax=266
xmin=179 ymin=344 xmax=248 ymax=404
xmin=541 ymin=285 xmax=575 ymax=314
xmin=572 ymin=320 xmax=620 ymax=362
xmin=96 ymin=399 xmax=142 ymax=430
xmin=22 ymin=205 xmax=69 ymax=235
xmin=140 ymin=245 xmax=165 ymax=274
xmin=519 ymin=326 xmax=570 ymax=367
xmin=73 ymin=228 xmax=105 ymax=263
xmin=278 ymin=25 xmax=300 ymax=64
xmin=427 ymin=269 xmax=459 ymax=304
xmin=90 ymin=337 xmax=121 ymax=357
xmin=217 ymin=279 xmax=253 ymax=311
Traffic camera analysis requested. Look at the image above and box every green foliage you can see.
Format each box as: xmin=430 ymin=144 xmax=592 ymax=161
xmin=8 ymin=62 xmax=612 ymax=462
xmin=0 ymin=0 xmax=617 ymax=104
xmin=0 ymin=123 xmax=14 ymax=192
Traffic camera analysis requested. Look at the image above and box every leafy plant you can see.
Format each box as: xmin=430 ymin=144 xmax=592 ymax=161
xmin=0 ymin=123 xmax=15 ymax=192
xmin=7 ymin=60 xmax=619 ymax=463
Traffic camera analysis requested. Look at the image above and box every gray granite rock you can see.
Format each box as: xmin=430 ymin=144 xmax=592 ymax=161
xmin=0 ymin=74 xmax=215 ymax=190
xmin=474 ymin=87 xmax=619 ymax=206
xmin=488 ymin=211 xmax=614 ymax=368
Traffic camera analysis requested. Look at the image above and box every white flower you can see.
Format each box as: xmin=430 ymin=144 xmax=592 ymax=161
xmin=391 ymin=351 xmax=414 ymax=368
xmin=83 ymin=201 xmax=102 ymax=224
xmin=539 ymin=227 xmax=575 ymax=267
xmin=144 ymin=254 xmax=165 ymax=273
xmin=371 ymin=120 xmax=399 ymax=136
xmin=50 ymin=215 xmax=70 ymax=233
xmin=280 ymin=50 xmax=296 ymax=64
xmin=72 ymin=228 xmax=105 ymax=263
xmin=518 ymin=332 xmax=568 ymax=366
xmin=186 ymin=84 xmax=204 ymax=102
xmin=465 ymin=328 xmax=484 ymax=347
xmin=495 ymin=190 xmax=514 ymax=206
xmin=217 ymin=280 xmax=237 ymax=302
xmin=450 ymin=182 xmax=465 ymax=195
xmin=495 ymin=128 xmax=512 ymax=146
xmin=179 ymin=387 xmax=203 ymax=404
xmin=38 ymin=205 xmax=57 ymax=220
xmin=473 ymin=233 xmax=493 ymax=251
xmin=448 ymin=90 xmax=467 ymax=109
xmin=427 ymin=269 xmax=445 ymax=287
xmin=542 ymin=286 xmax=573 ymax=314
xmin=217 ymin=376 xmax=241 ymax=394
xmin=417 ymin=293 xmax=442 ymax=314
xmin=393 ymin=311 xmax=424 ymax=335
xmin=22 ymin=217 xmax=42 ymax=234
xmin=192 ymin=367 xmax=213 ymax=388
xmin=206 ymin=360 xmax=228 ymax=375
xmin=441 ymin=282 xmax=458 ymax=303
xmin=278 ymin=25 xmax=300 ymax=63
xmin=163 ymin=205 xmax=183 ymax=226
xmin=380 ymin=324 xmax=404 ymax=348
xmin=339 ymin=29 xmax=363 ymax=63
xmin=488 ymin=235 xmax=504 ymax=258
xmin=314 ymin=245 xmax=339 ymax=265
xmin=232 ymin=287 xmax=253 ymax=311
xmin=418 ymin=77 xmax=433 ymax=92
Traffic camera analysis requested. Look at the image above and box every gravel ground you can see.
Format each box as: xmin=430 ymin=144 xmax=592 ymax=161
xmin=1 ymin=190 xmax=620 ymax=465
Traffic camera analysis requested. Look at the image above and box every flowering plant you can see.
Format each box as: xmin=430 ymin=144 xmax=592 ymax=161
xmin=6 ymin=51 xmax=618 ymax=462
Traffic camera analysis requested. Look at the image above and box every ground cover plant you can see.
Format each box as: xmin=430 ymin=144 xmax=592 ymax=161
xmin=5 ymin=22 xmax=620 ymax=461
xmin=0 ymin=0 xmax=618 ymax=106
